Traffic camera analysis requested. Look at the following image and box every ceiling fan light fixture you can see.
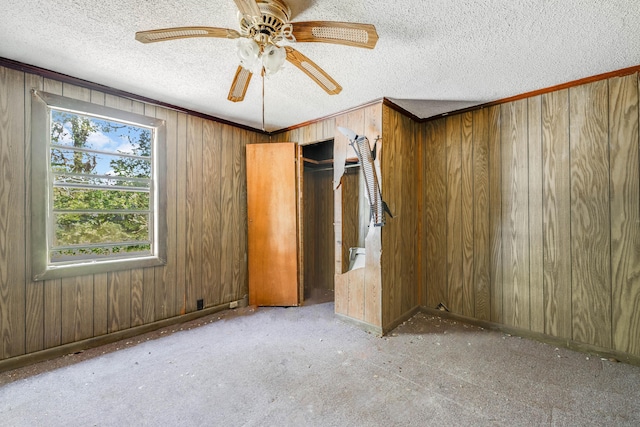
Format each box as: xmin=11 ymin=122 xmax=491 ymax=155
xmin=262 ymin=44 xmax=286 ymax=74
xmin=237 ymin=38 xmax=285 ymax=75
xmin=237 ymin=38 xmax=261 ymax=72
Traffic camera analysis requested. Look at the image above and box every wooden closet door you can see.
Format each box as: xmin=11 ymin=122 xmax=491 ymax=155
xmin=246 ymin=143 xmax=299 ymax=306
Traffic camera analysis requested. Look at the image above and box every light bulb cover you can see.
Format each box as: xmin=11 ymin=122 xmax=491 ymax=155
xmin=237 ymin=38 xmax=260 ymax=72
xmin=262 ymin=44 xmax=286 ymax=75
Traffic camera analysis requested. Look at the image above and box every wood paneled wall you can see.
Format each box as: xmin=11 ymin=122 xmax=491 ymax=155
xmin=8 ymin=61 xmax=635 ymax=364
xmin=333 ymin=104 xmax=384 ymax=328
xmin=0 ymin=65 xmax=269 ymax=362
xmin=422 ymin=73 xmax=640 ymax=357
xmin=273 ymin=117 xmax=336 ymax=146
xmin=381 ymin=105 xmax=421 ymax=329
xmin=424 ymin=107 xmax=500 ymax=322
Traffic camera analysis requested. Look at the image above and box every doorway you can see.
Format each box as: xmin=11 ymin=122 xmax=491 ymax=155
xmin=301 ymin=139 xmax=363 ymax=302
xmin=302 ymin=139 xmax=335 ymax=302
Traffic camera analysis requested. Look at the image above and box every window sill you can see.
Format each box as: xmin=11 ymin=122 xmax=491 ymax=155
xmin=33 ymin=255 xmax=166 ymax=281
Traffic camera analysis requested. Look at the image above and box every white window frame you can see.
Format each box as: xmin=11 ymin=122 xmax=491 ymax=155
xmin=31 ymin=90 xmax=167 ymax=281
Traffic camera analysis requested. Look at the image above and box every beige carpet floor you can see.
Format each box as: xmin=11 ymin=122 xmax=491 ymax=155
xmin=1 ymin=299 xmax=639 ymax=426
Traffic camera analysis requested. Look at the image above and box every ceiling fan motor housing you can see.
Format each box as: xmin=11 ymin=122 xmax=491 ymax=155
xmin=239 ymin=0 xmax=293 ymax=43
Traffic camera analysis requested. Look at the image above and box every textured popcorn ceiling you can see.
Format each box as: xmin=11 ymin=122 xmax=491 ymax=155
xmin=1 ymin=0 xmax=639 ymax=132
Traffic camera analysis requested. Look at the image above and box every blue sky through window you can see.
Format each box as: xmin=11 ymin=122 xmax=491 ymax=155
xmin=51 ymin=110 xmax=151 ymax=176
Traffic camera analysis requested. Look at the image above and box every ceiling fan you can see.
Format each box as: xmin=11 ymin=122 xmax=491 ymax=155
xmin=135 ymin=0 xmax=379 ymax=103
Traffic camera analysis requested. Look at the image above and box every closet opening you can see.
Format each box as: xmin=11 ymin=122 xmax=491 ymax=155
xmin=301 ymin=139 xmax=361 ymax=303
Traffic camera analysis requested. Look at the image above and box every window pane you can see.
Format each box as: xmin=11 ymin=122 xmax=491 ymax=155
xmin=51 ymin=147 xmax=151 ymax=179
xmin=50 ymin=111 xmax=151 ymax=157
xmin=53 ymin=173 xmax=150 ymax=189
xmin=49 ymin=107 xmax=154 ymax=263
xmin=53 ymin=187 xmax=150 ymax=211
xmin=54 ymin=213 xmax=150 ymax=246
xmin=50 ymin=243 xmax=152 ymax=263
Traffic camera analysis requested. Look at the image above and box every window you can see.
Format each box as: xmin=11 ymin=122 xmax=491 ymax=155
xmin=31 ymin=90 xmax=166 ymax=280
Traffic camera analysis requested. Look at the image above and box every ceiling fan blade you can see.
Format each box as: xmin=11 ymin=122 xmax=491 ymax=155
xmin=291 ymin=21 xmax=379 ymax=49
xmin=135 ymin=26 xmax=241 ymax=43
xmin=233 ymin=0 xmax=262 ymax=18
xmin=228 ymin=66 xmax=253 ymax=102
xmin=284 ymin=47 xmax=342 ymax=95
